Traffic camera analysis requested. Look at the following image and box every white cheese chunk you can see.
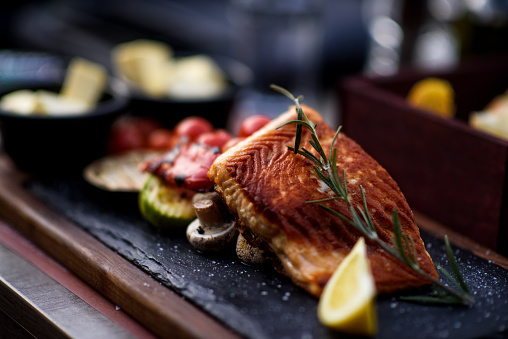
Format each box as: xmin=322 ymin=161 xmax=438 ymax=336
xmin=0 ymin=90 xmax=38 ymax=115
xmin=60 ymin=57 xmax=108 ymax=108
xmin=112 ymin=39 xmax=173 ymax=97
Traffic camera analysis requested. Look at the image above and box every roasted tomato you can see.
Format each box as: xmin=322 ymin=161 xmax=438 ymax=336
xmin=196 ymin=129 xmax=233 ymax=148
xmin=108 ymin=120 xmax=144 ymax=153
xmin=175 ymin=116 xmax=214 ymax=140
xmin=238 ymin=115 xmax=271 ymax=138
xmin=107 ymin=116 xmax=163 ymax=153
xmin=147 ymin=128 xmax=177 ymax=150
xmin=140 ymin=116 xmax=233 ymax=192
xmin=135 ymin=117 xmax=164 ymax=137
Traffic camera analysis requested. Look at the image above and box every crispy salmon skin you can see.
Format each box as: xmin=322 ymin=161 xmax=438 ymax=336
xmin=208 ymin=105 xmax=438 ymax=297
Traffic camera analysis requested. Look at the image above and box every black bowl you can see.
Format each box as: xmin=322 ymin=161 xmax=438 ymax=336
xmin=123 ymin=55 xmax=252 ymax=128
xmin=0 ymin=81 xmax=129 ymax=173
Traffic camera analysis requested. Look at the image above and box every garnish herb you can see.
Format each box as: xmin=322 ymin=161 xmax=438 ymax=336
xmin=271 ymin=84 xmax=474 ymax=306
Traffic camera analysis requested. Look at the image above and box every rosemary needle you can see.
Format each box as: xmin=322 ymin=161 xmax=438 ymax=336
xmin=271 ymin=84 xmax=474 ymax=306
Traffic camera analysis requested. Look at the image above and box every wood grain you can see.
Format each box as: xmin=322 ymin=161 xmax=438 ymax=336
xmin=0 ymin=156 xmax=239 ymax=339
xmin=0 ymin=243 xmax=134 ymax=338
xmin=340 ymin=62 xmax=508 ymax=254
xmin=415 ymin=211 xmax=508 ymax=270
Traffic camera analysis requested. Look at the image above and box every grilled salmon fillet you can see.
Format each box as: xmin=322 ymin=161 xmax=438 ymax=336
xmin=208 ymin=105 xmax=438 ymax=297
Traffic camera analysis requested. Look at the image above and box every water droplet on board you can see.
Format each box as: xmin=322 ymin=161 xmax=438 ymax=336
xmin=261 ymin=291 xmax=268 ymax=296
xmin=437 ymin=329 xmax=449 ymax=338
xmin=282 ymin=292 xmax=291 ymax=301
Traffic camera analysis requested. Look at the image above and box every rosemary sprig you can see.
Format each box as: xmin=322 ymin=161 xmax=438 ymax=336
xmin=271 ymin=84 xmax=474 ymax=306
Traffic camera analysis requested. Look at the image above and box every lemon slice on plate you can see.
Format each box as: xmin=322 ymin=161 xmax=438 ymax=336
xmin=407 ymin=77 xmax=455 ymax=118
xmin=317 ymin=237 xmax=377 ymax=336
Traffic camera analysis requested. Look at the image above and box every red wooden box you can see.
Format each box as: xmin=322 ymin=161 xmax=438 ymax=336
xmin=340 ymin=56 xmax=508 ymax=255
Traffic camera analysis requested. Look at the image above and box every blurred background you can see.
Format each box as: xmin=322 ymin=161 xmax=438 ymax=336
xmin=0 ymin=0 xmax=507 ymax=126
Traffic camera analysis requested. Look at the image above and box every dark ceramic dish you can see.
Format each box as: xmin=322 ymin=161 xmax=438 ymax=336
xmin=124 ymin=55 xmax=252 ymax=128
xmin=0 ymin=80 xmax=129 ymax=173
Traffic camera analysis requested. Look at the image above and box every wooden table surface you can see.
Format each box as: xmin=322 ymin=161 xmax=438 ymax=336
xmin=0 ymin=219 xmax=154 ymax=338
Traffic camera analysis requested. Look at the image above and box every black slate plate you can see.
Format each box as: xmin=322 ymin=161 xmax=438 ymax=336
xmin=27 ymin=175 xmax=508 ymax=339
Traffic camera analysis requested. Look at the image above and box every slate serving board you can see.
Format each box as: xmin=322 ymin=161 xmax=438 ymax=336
xmin=25 ymin=174 xmax=508 ymax=339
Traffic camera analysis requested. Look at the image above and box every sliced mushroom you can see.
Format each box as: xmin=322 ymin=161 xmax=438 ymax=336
xmin=235 ymin=233 xmax=267 ymax=265
xmin=186 ymin=198 xmax=237 ymax=252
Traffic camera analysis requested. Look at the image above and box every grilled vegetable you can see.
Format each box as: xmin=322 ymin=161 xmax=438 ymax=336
xmin=139 ymin=174 xmax=196 ymax=229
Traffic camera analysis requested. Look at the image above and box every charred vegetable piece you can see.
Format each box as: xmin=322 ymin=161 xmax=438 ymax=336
xmin=83 ymin=150 xmax=161 ymax=192
xmin=138 ymin=174 xmax=196 ymax=229
xmin=141 ymin=141 xmax=221 ymax=192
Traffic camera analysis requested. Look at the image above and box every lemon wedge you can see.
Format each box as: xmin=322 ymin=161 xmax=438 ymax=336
xmin=317 ymin=237 xmax=377 ymax=336
xmin=407 ymin=77 xmax=455 ymax=118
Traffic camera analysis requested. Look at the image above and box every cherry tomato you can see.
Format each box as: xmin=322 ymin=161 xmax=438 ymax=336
xmin=221 ymin=137 xmax=245 ymax=152
xmin=107 ymin=123 xmax=144 ymax=153
xmin=175 ymin=116 xmax=214 ymax=140
xmin=107 ymin=116 xmax=165 ymax=153
xmin=196 ymin=129 xmax=233 ymax=148
xmin=135 ymin=117 xmax=164 ymax=137
xmin=147 ymin=128 xmax=176 ymax=150
xmin=238 ymin=115 xmax=271 ymax=138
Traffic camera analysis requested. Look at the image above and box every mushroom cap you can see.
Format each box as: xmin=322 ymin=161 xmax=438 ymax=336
xmin=186 ymin=218 xmax=237 ymax=252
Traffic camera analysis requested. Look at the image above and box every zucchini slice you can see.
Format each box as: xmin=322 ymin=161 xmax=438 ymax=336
xmin=139 ymin=174 xmax=196 ymax=229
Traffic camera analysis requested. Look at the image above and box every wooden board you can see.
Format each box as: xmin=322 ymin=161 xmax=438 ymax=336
xmin=0 ymin=156 xmax=238 ymax=339
xmin=340 ymin=56 xmax=508 ymax=254
xmin=0 ymin=154 xmax=507 ymax=339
